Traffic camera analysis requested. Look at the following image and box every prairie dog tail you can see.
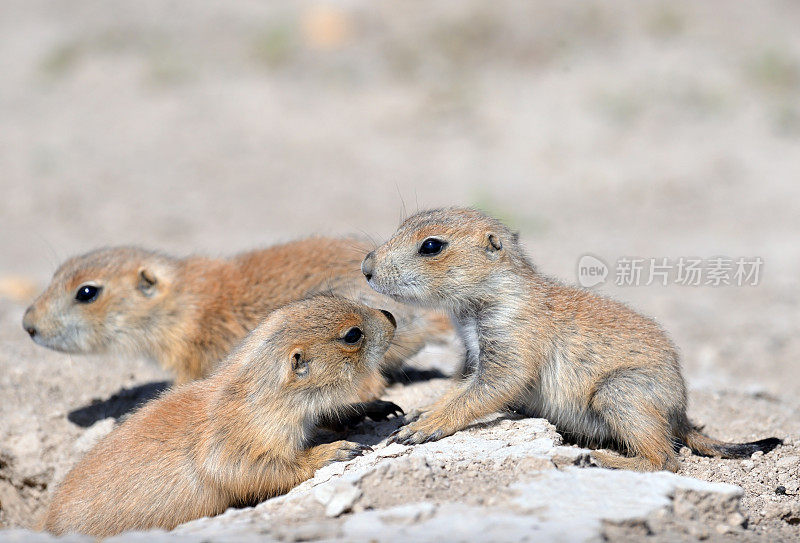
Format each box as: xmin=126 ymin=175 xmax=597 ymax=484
xmin=683 ymin=427 xmax=782 ymax=458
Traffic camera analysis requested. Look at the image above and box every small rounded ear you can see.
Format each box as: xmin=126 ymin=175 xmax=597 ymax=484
xmin=485 ymin=233 xmax=503 ymax=253
xmin=137 ymin=267 xmax=158 ymax=296
xmin=291 ymin=350 xmax=309 ymax=377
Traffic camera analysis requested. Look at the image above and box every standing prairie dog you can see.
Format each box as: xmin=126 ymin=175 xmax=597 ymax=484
xmin=43 ymin=296 xmax=396 ymax=537
xmin=361 ymin=207 xmax=781 ymax=471
xmin=22 ymin=237 xmax=449 ymax=392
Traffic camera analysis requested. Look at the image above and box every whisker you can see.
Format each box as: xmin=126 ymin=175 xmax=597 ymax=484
xmin=395 ymin=183 xmax=408 ymax=224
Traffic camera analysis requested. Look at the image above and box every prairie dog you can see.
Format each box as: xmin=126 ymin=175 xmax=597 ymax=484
xmin=43 ymin=296 xmax=396 ymax=536
xmin=22 ymin=238 xmax=449 ymax=390
xmin=361 ymin=207 xmax=780 ymax=471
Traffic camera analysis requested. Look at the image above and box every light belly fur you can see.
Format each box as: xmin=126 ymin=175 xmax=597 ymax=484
xmin=520 ymin=347 xmax=610 ymax=444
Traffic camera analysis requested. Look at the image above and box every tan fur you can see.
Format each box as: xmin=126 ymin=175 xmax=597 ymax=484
xmin=42 ymin=296 xmax=396 ymax=537
xmin=23 ymin=237 xmax=449 ymax=395
xmin=363 ymin=207 xmax=779 ymax=472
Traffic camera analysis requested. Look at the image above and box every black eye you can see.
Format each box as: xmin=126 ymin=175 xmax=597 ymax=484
xmin=75 ymin=285 xmax=101 ymax=303
xmin=419 ymin=238 xmax=446 ymax=256
xmin=342 ymin=327 xmax=363 ymax=344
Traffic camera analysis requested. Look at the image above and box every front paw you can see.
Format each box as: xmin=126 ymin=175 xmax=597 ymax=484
xmin=326 ymin=440 xmax=373 ymax=464
xmin=324 ymin=401 xmax=405 ymax=430
xmin=363 ymin=400 xmax=404 ymax=421
xmin=387 ymin=414 xmax=455 ymax=445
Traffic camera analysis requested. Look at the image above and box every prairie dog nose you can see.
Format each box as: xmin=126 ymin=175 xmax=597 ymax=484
xmin=361 ymin=251 xmax=375 ymax=281
xmin=22 ymin=307 xmax=37 ymax=338
xmin=379 ymin=309 xmax=396 ymax=328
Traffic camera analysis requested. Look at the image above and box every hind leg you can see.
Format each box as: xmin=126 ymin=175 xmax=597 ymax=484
xmin=590 ymin=371 xmax=680 ymax=472
xmin=591 ymin=449 xmax=677 ymax=472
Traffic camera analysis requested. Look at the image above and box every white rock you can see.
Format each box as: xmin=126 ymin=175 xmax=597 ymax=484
xmin=376 ymin=443 xmax=407 ymax=458
xmin=116 ymin=416 xmax=747 ymax=542
xmin=314 ymin=481 xmax=363 ymax=517
xmin=377 ymin=502 xmax=437 ymax=524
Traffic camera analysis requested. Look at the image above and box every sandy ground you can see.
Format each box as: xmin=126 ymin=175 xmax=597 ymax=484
xmin=1 ymin=0 xmax=799 ymax=540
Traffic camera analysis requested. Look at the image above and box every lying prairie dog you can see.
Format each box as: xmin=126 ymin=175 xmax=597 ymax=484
xmin=23 ymin=238 xmax=450 ymax=400
xmin=43 ymin=295 xmax=396 ymax=536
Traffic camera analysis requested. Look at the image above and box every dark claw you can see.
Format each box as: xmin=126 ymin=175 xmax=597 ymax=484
xmin=365 ymin=400 xmax=405 ymax=422
xmin=346 ymin=446 xmax=368 ymax=460
xmin=421 ymin=431 xmax=442 ymax=443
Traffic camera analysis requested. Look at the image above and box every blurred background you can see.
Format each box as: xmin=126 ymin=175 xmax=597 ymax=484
xmin=2 ymin=0 xmax=800 ymax=529
xmin=1 ymin=0 xmax=799 ymax=394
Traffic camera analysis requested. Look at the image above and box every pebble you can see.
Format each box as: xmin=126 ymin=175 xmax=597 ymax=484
xmin=775 ymin=456 xmax=798 ymax=470
xmin=314 ymin=481 xmax=362 ymax=517
xmin=727 ymin=512 xmax=745 ymax=527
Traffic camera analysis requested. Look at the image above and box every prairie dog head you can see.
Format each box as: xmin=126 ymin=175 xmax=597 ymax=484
xmin=22 ymin=247 xmax=178 ymax=355
xmin=362 ymin=207 xmax=521 ymax=311
xmin=234 ymin=295 xmax=396 ymax=413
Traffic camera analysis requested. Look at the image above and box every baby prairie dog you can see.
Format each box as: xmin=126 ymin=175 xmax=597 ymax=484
xmin=43 ymin=296 xmax=396 ymax=537
xmin=361 ymin=207 xmax=781 ymax=472
xmin=23 ymin=237 xmax=448 ymax=390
